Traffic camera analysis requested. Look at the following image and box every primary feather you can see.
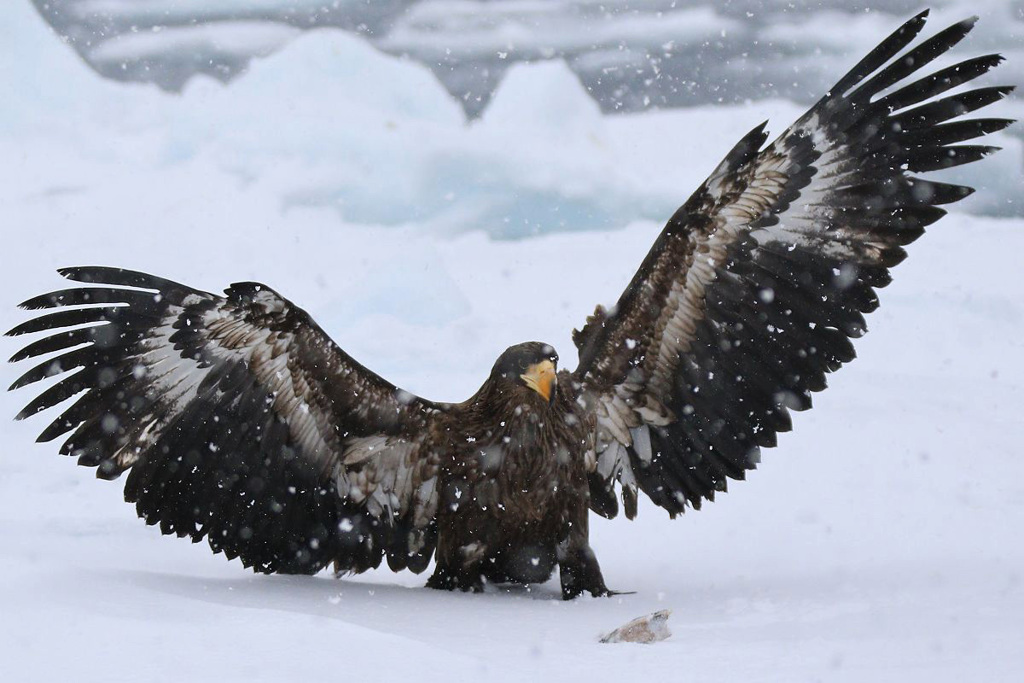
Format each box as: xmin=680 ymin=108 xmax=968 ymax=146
xmin=573 ymin=11 xmax=1014 ymax=518
xmin=10 ymin=267 xmax=442 ymax=574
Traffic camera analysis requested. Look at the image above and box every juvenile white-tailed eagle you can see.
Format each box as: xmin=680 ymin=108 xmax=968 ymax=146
xmin=7 ymin=12 xmax=1014 ymax=598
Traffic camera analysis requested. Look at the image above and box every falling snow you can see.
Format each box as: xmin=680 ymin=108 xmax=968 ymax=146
xmin=0 ymin=2 xmax=1022 ymax=682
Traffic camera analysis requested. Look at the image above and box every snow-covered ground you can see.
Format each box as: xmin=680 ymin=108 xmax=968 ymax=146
xmin=2 ymin=3 xmax=1023 ymax=682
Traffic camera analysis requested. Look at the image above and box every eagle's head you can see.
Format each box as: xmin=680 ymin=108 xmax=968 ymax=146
xmin=490 ymin=342 xmax=559 ymax=404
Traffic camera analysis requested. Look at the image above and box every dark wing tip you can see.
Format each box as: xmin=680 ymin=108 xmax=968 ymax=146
xmin=9 ymin=374 xmax=37 ymax=392
xmin=18 ymin=290 xmax=82 ymax=311
xmin=937 ymin=15 xmax=980 ymax=45
xmin=718 ymin=121 xmax=770 ymax=175
xmin=984 ymin=120 xmax=1016 ymax=134
xmin=5 ymin=321 xmax=33 ymax=338
xmin=57 ymin=266 xmax=187 ymax=293
xmin=946 ymin=15 xmax=978 ymax=35
xmin=986 ymin=53 xmax=1006 ymax=68
xmin=14 ymin=404 xmax=39 ymax=421
xmin=4 ymin=319 xmax=43 ymax=337
xmin=902 ymin=9 xmax=929 ymax=29
xmin=226 ymin=281 xmax=267 ymax=298
xmin=989 ymin=84 xmax=1016 ymax=100
xmin=908 ymin=8 xmax=930 ymax=30
xmin=58 ymin=266 xmax=150 ymax=286
xmin=57 ymin=266 xmax=96 ymax=281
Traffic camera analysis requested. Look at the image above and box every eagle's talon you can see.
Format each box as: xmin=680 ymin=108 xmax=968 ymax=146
xmin=561 ymin=584 xmax=621 ymax=600
xmin=456 ymin=573 xmax=485 ymax=594
xmin=426 ymin=565 xmax=484 ymax=593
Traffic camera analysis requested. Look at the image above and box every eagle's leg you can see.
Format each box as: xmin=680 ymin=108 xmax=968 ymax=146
xmin=425 ymin=565 xmax=484 ymax=593
xmin=558 ymin=543 xmax=611 ymax=599
xmin=557 ymin=510 xmax=612 ymax=600
xmin=426 ymin=541 xmax=486 ymax=593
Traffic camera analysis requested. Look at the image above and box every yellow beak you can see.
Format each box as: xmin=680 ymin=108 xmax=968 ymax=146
xmin=521 ymin=360 xmax=557 ymax=402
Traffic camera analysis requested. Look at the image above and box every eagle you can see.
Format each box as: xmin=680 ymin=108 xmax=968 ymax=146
xmin=6 ymin=12 xmax=1014 ymax=599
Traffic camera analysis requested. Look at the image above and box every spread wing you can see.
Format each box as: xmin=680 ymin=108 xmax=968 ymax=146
xmin=7 ymin=267 xmax=444 ymax=575
xmin=572 ymin=12 xmax=1014 ymax=519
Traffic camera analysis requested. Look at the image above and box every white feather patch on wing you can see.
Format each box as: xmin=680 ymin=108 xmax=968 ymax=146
xmin=630 ymin=425 xmax=653 ymax=464
xmin=115 ymin=295 xmax=342 ymax=476
xmin=335 ymin=435 xmax=436 ymax=527
xmin=587 ymin=122 xmax=825 ymax=501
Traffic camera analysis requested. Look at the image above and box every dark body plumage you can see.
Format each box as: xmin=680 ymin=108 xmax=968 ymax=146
xmin=427 ymin=346 xmax=604 ymax=595
xmin=6 ymin=12 xmax=1014 ymax=598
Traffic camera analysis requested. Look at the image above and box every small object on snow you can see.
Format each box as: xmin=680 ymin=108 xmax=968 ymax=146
xmin=599 ymin=609 xmax=672 ymax=644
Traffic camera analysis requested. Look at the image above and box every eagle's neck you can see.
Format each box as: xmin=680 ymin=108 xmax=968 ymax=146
xmin=457 ymin=383 xmax=573 ymax=484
